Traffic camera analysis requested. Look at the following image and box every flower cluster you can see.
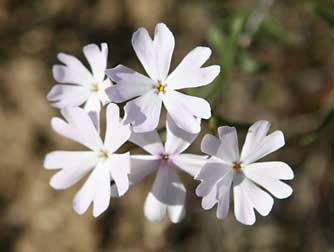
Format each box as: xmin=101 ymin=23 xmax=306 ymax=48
xmin=44 ymin=23 xmax=294 ymax=225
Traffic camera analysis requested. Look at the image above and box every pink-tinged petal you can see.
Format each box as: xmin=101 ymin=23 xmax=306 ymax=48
xmin=106 ymin=65 xmax=154 ymax=103
xmin=53 ymin=53 xmax=94 ymax=85
xmin=172 ymin=154 xmax=207 ymax=177
xmin=72 ymin=164 xmax=111 ymax=217
xmin=129 ymin=131 xmax=164 ymax=155
xmin=129 ymin=155 xmax=160 ymax=185
xmin=242 ymin=130 xmax=285 ymax=164
xmin=216 ymin=126 xmax=240 ymax=163
xmin=124 ymin=91 xmax=162 ymax=133
xmin=47 ymin=84 xmax=90 ymax=109
xmin=144 ymin=166 xmax=186 ymax=222
xmin=108 ymin=153 xmax=131 ymax=196
xmin=233 ymin=173 xmax=256 ymax=225
xmin=163 ymin=92 xmax=201 ymax=134
xmin=152 ymin=23 xmax=175 ymax=81
xmin=240 ymin=177 xmax=274 ymax=217
xmin=52 ymin=107 xmax=103 ymax=151
xmin=83 ymin=43 xmax=108 ymax=81
xmin=132 ymin=27 xmax=158 ymax=81
xmin=45 ymin=151 xmax=97 ymax=190
xmin=216 ymin=171 xmax=233 ymax=219
xmin=166 ymin=46 xmax=220 ymax=89
xmin=104 ymin=103 xmax=131 ymax=153
xmin=201 ymin=134 xmax=221 ymax=157
xmin=244 ymin=163 xmax=293 ymax=199
xmin=165 ymin=114 xmax=198 ymax=155
xmin=195 ymin=161 xmax=231 ymax=197
xmin=84 ymin=95 xmax=101 ymax=113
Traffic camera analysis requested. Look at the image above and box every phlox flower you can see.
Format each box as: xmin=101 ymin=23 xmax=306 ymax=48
xmin=196 ymin=120 xmax=294 ymax=225
xmin=48 ymin=43 xmax=111 ymax=113
xmin=122 ymin=116 xmax=207 ymax=223
xmin=44 ymin=104 xmax=131 ymax=217
xmin=106 ymin=23 xmax=220 ymax=134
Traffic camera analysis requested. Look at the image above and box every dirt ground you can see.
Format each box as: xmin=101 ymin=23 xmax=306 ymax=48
xmin=0 ymin=0 xmax=333 ymax=251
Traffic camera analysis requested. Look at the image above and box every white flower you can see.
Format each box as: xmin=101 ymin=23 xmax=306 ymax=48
xmin=106 ymin=23 xmax=220 ymax=134
xmin=196 ymin=120 xmax=294 ymax=225
xmin=44 ymin=104 xmax=131 ymax=217
xmin=48 ymin=43 xmax=111 ymax=113
xmin=124 ymin=115 xmax=207 ymax=223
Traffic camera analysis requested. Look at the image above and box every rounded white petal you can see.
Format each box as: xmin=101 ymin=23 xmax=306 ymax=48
xmin=241 ymin=120 xmax=285 ymax=164
xmin=144 ymin=192 xmax=167 ymax=222
xmin=195 ymin=161 xmax=230 ymax=197
xmin=233 ymin=174 xmax=256 ymax=225
xmin=44 ymin=151 xmax=98 ymax=189
xmin=84 ymin=95 xmax=101 ymax=113
xmin=152 ymin=23 xmax=175 ymax=81
xmin=168 ymin=204 xmax=185 ymax=224
xmin=83 ymin=43 xmax=108 ymax=81
xmin=165 ymin=114 xmax=198 ymax=155
xmin=129 ymin=155 xmax=160 ymax=185
xmin=129 ymin=131 xmax=164 ymax=155
xmin=47 ymin=84 xmax=89 ymax=109
xmin=200 ymin=134 xmax=221 ymax=157
xmin=216 ymin=171 xmax=233 ymax=219
xmin=124 ymin=91 xmax=162 ymax=133
xmin=52 ymin=107 xmax=104 ymax=151
xmin=105 ymin=65 xmax=154 ymax=103
xmin=53 ymin=53 xmax=94 ymax=85
xmin=104 ymin=103 xmax=131 ymax=153
xmin=166 ymin=46 xmax=220 ymax=89
xmin=172 ymin=154 xmax=208 ymax=177
xmin=132 ymin=27 xmax=158 ymax=81
xmin=201 ymin=186 xmax=218 ymax=210
xmin=163 ymin=92 xmax=201 ymax=134
xmin=245 ymin=161 xmax=294 ymax=180
xmin=216 ymin=126 xmax=240 ymax=163
xmin=108 ymin=153 xmax=131 ymax=197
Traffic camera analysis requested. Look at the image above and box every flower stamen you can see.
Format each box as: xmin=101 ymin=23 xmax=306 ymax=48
xmin=162 ymin=154 xmax=169 ymax=160
xmin=156 ymin=83 xmax=166 ymax=93
xmin=91 ymin=83 xmax=100 ymax=92
xmin=232 ymin=162 xmax=242 ymax=170
xmin=100 ymin=150 xmax=109 ymax=159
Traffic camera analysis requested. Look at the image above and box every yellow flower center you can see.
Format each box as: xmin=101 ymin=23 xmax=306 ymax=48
xmin=91 ymin=83 xmax=100 ymax=92
xmin=162 ymin=154 xmax=169 ymax=160
xmin=156 ymin=83 xmax=166 ymax=93
xmin=232 ymin=162 xmax=242 ymax=170
xmin=100 ymin=150 xmax=109 ymax=159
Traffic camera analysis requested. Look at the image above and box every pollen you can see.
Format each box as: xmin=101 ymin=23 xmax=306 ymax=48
xmin=91 ymin=83 xmax=100 ymax=92
xmin=156 ymin=83 xmax=166 ymax=93
xmin=162 ymin=154 xmax=169 ymax=160
xmin=100 ymin=150 xmax=109 ymax=159
xmin=233 ymin=162 xmax=242 ymax=170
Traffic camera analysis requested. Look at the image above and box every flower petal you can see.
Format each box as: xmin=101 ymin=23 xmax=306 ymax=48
xmin=240 ymin=177 xmax=274 ymax=217
xmin=201 ymin=185 xmax=218 ymax=210
xmin=195 ymin=161 xmax=231 ymax=197
xmin=47 ymin=84 xmax=90 ymax=109
xmin=44 ymin=151 xmax=98 ymax=189
xmin=104 ymin=103 xmax=131 ymax=153
xmin=129 ymin=155 xmax=160 ymax=185
xmin=52 ymin=107 xmax=103 ymax=151
xmin=83 ymin=43 xmax=108 ymax=81
xmin=217 ymin=126 xmax=240 ymax=163
xmin=73 ymin=163 xmax=111 ymax=217
xmin=129 ymin=131 xmax=164 ymax=155
xmin=144 ymin=166 xmax=186 ymax=222
xmin=108 ymin=153 xmax=131 ymax=196
xmin=53 ymin=53 xmax=94 ymax=85
xmin=233 ymin=173 xmax=256 ymax=225
xmin=241 ymin=120 xmax=285 ymax=164
xmin=201 ymin=134 xmax=221 ymax=157
xmin=105 ymin=65 xmax=155 ymax=103
xmin=84 ymin=94 xmax=101 ymax=113
xmin=132 ymin=27 xmax=158 ymax=81
xmin=172 ymin=154 xmax=208 ymax=177
xmin=124 ymin=91 xmax=162 ymax=133
xmin=216 ymin=171 xmax=233 ymax=219
xmin=152 ymin=23 xmax=175 ymax=81
xmin=163 ymin=92 xmax=201 ymax=134
xmin=168 ymin=204 xmax=186 ymax=224
xmin=166 ymin=46 xmax=220 ymax=89
xmin=244 ymin=162 xmax=293 ymax=199
xmin=165 ymin=114 xmax=198 ymax=155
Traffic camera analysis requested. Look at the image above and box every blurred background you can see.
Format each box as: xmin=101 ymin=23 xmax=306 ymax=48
xmin=0 ymin=0 xmax=333 ymax=251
